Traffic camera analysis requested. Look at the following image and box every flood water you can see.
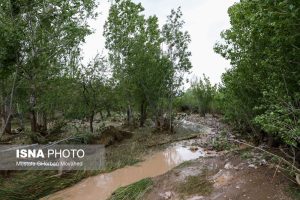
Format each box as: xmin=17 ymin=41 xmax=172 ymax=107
xmin=44 ymin=141 xmax=205 ymax=200
xmin=44 ymin=119 xmax=208 ymax=200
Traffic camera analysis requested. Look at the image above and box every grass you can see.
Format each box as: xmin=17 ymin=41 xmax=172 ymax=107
xmin=177 ymin=171 xmax=213 ymax=197
xmin=0 ymin=170 xmax=98 ymax=200
xmin=240 ymin=150 xmax=253 ymax=160
xmin=175 ymin=160 xmax=193 ymax=169
xmin=108 ymin=178 xmax=153 ymax=200
xmin=287 ymin=184 xmax=300 ymax=200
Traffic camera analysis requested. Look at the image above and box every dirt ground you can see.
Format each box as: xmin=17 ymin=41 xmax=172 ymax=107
xmin=142 ymin=114 xmax=297 ymax=200
xmin=145 ymin=154 xmax=293 ymax=200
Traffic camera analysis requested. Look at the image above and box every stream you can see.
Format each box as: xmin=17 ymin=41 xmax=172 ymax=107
xmin=44 ymin=120 xmax=209 ymax=200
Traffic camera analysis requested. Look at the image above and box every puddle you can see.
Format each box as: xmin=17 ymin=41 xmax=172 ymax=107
xmin=44 ymin=141 xmax=205 ymax=200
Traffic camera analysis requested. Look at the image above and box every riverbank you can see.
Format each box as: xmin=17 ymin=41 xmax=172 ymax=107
xmin=109 ymin=115 xmax=300 ymax=200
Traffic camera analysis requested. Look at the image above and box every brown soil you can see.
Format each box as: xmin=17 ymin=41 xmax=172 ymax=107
xmin=145 ymin=154 xmax=293 ymax=200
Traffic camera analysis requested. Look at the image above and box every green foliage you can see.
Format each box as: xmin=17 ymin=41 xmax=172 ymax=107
xmin=162 ymin=7 xmax=192 ymax=93
xmin=0 ymin=0 xmax=98 ymax=133
xmin=214 ymin=0 xmax=300 ymax=146
xmin=175 ymin=89 xmax=198 ymax=112
xmin=175 ymin=75 xmax=220 ymax=116
xmin=104 ymin=1 xmax=192 ymax=127
xmin=191 ymin=75 xmax=218 ymax=116
xmin=104 ymin=0 xmax=170 ymax=126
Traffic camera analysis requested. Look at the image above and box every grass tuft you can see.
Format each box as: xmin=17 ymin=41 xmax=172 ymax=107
xmin=287 ymin=184 xmax=300 ymax=199
xmin=175 ymin=161 xmax=193 ymax=169
xmin=108 ymin=178 xmax=153 ymax=200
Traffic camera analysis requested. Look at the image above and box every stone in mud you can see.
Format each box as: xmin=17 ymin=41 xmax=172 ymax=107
xmin=186 ymin=196 xmax=204 ymax=200
xmin=248 ymin=164 xmax=257 ymax=169
xmin=189 ymin=146 xmax=199 ymax=152
xmin=159 ymin=191 xmax=173 ymax=199
xmin=224 ymin=162 xmax=233 ymax=169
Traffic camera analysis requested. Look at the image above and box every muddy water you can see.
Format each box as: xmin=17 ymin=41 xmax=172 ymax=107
xmin=45 ymin=119 xmax=207 ymax=200
xmin=44 ymin=141 xmax=205 ymax=200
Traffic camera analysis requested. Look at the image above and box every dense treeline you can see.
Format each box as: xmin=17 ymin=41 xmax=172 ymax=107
xmin=175 ymin=75 xmax=220 ymax=116
xmin=1 ymin=0 xmax=298 ymax=150
xmin=214 ymin=0 xmax=300 ymax=148
xmin=0 ymin=0 xmax=192 ymax=137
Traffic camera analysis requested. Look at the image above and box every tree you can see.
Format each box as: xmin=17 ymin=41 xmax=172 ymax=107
xmin=104 ymin=0 xmax=173 ymax=127
xmin=76 ymin=54 xmax=110 ymax=133
xmin=0 ymin=0 xmax=23 ymax=134
xmin=191 ymin=75 xmax=217 ymax=116
xmin=162 ymin=7 xmax=192 ymax=131
xmin=214 ymin=0 xmax=300 ymax=146
xmin=0 ymin=0 xmax=97 ymax=134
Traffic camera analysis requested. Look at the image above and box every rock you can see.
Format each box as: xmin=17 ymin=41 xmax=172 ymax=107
xmin=189 ymin=146 xmax=199 ymax=152
xmin=259 ymin=159 xmax=267 ymax=165
xmin=224 ymin=162 xmax=233 ymax=169
xmin=187 ymin=196 xmax=204 ymax=200
xmin=248 ymin=164 xmax=257 ymax=169
xmin=159 ymin=191 xmax=172 ymax=199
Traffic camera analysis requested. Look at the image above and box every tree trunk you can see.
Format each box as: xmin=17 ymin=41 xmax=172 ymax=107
xmin=37 ymin=111 xmax=48 ymax=132
xmin=1 ymin=96 xmax=12 ymax=134
xmin=100 ymin=111 xmax=104 ymax=120
xmin=41 ymin=111 xmax=47 ymax=131
xmin=16 ymin=103 xmax=24 ymax=130
xmin=106 ymin=108 xmax=111 ymax=118
xmin=155 ymin=108 xmax=163 ymax=131
xmin=4 ymin=117 xmax=11 ymax=134
xmin=168 ymin=95 xmax=174 ymax=132
xmin=89 ymin=112 xmax=94 ymax=133
xmin=127 ymin=105 xmax=133 ymax=125
xmin=140 ymin=100 xmax=147 ymax=127
xmin=1 ymin=116 xmax=11 ymax=134
xmin=30 ymin=84 xmax=37 ymax=132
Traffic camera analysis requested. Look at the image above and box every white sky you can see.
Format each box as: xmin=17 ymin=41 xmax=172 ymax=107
xmin=82 ymin=0 xmax=239 ymax=85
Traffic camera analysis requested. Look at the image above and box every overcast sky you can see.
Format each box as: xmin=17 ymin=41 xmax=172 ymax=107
xmin=82 ymin=0 xmax=239 ymax=85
